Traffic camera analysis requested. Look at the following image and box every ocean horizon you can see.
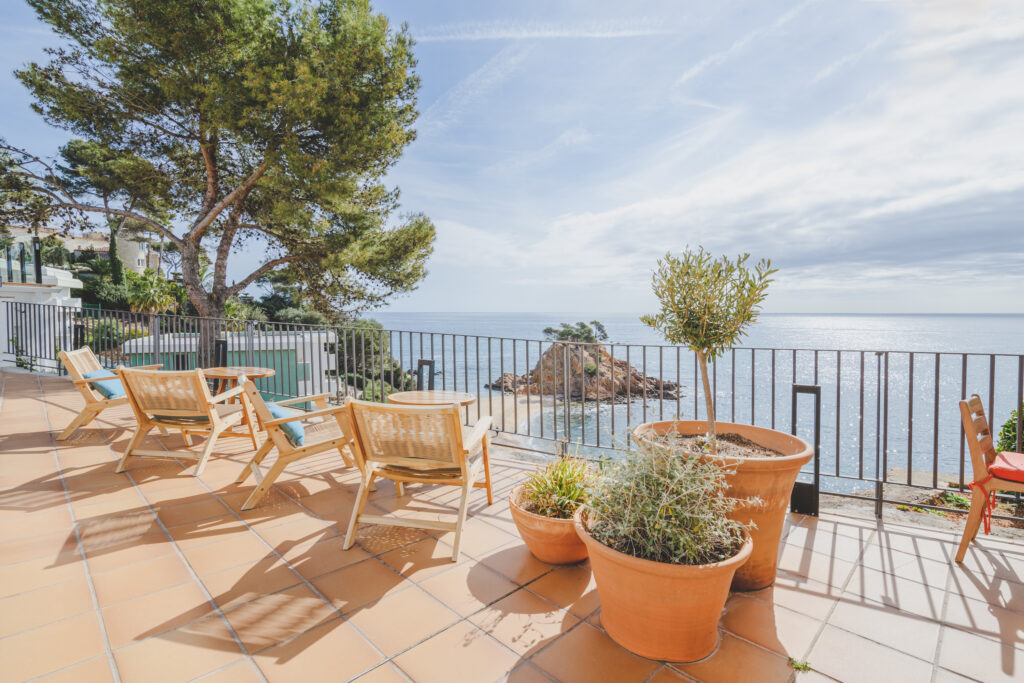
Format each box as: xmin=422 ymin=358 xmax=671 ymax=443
xmin=372 ymin=311 xmax=1024 ymax=356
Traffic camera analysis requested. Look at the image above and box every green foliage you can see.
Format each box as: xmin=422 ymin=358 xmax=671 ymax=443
xmin=124 ymin=269 xmax=176 ymax=314
xmin=583 ymin=360 xmax=598 ymax=376
xmin=641 ymin=247 xmax=775 ymax=451
xmin=81 ymin=278 xmax=131 ymax=309
xmin=40 ymin=234 xmax=71 ymax=266
xmin=997 ymin=404 xmax=1022 ymax=453
xmin=641 ymin=247 xmax=775 ymax=359
xmin=87 ymin=319 xmax=125 ymax=352
xmin=0 ymin=226 xmax=14 ymax=251
xmin=942 ymin=491 xmax=971 ymax=510
xmin=3 ymin=0 xmax=435 ymax=318
xmin=520 ymin=459 xmax=593 ymax=519
xmin=340 ymin=373 xmax=398 ymax=400
xmin=584 ymin=440 xmax=748 ymax=565
xmin=274 ymin=307 xmax=328 ymax=326
xmin=224 ymin=297 xmax=268 ymax=323
xmin=543 ymin=321 xmax=609 ymax=344
xmin=788 ymin=658 xmax=811 ymax=672
xmin=107 ymin=224 xmax=124 ymax=285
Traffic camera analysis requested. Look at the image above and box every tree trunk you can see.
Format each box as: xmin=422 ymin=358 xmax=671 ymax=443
xmin=696 ymin=350 xmax=717 ymax=454
xmin=179 ymin=242 xmax=227 ymax=367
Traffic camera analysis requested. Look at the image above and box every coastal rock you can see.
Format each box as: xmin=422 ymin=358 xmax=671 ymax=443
xmin=489 ymin=344 xmax=679 ymax=401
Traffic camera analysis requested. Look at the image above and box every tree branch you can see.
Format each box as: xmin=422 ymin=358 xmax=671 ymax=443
xmin=187 ymin=158 xmax=270 ymax=242
xmin=228 ymin=255 xmax=298 ymax=295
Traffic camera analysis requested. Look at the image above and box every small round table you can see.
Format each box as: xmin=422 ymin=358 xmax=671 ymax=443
xmin=203 ymin=366 xmax=276 ymax=448
xmin=204 ymin=366 xmax=276 ymax=394
xmin=387 ymin=390 xmax=476 ymax=407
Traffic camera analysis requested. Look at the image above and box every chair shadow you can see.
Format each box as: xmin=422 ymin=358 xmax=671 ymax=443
xmin=134 ymin=529 xmax=457 ymax=664
xmin=950 ymin=546 xmax=1024 ymax=675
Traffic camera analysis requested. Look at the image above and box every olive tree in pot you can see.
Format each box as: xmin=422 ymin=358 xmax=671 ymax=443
xmin=510 ymin=458 xmax=592 ymax=564
xmin=574 ymin=440 xmax=752 ymax=662
xmin=637 ymin=247 xmax=812 ymax=591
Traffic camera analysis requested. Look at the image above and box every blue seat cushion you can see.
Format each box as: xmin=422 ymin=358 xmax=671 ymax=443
xmin=267 ymin=402 xmax=305 ymax=446
xmin=82 ymin=369 xmax=125 ymax=399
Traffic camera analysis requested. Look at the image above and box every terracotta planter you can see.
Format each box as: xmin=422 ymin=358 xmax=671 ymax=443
xmin=575 ymin=508 xmax=752 ymax=662
xmin=633 ymin=420 xmax=812 ymax=591
xmin=508 ymin=485 xmax=587 ymax=565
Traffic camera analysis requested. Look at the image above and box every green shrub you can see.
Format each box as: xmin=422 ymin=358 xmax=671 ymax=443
xmin=997 ymin=404 xmax=1022 ymax=453
xmin=87 ymin=319 xmax=126 ymax=352
xmin=520 ymin=459 xmax=593 ymax=519
xmin=584 ymin=441 xmax=748 ymax=565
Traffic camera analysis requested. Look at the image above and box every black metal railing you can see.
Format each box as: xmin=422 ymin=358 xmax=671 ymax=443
xmin=3 ymin=301 xmax=1022 ymax=514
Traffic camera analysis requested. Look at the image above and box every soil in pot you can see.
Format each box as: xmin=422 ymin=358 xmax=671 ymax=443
xmin=661 ymin=431 xmax=784 ymax=458
xmin=509 ymin=485 xmax=587 ymax=565
xmin=575 ymin=508 xmax=752 ymax=662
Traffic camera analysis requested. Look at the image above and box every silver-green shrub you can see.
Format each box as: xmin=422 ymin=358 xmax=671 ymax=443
xmin=585 ymin=441 xmax=747 ymax=565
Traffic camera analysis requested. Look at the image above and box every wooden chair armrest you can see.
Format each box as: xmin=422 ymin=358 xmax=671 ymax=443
xmin=463 ymin=416 xmax=493 ymax=452
xmin=132 ymin=364 xmax=163 ymax=370
xmin=73 ymin=376 xmax=119 ymax=386
xmin=263 ymin=404 xmax=348 ymax=427
xmin=273 ymin=393 xmax=331 ymax=407
xmin=209 ymin=386 xmax=246 ymax=404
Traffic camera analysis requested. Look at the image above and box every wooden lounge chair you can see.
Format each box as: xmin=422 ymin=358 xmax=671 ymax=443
xmin=955 ymin=394 xmax=1024 ymax=562
xmin=57 ymin=347 xmax=162 ymax=440
xmin=115 ymin=367 xmax=247 ymax=476
xmin=343 ymin=400 xmax=493 ymax=561
xmin=234 ymin=381 xmax=360 ymax=510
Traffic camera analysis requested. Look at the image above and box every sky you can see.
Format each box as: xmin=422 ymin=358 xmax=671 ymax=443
xmin=2 ymin=0 xmax=1023 ymax=313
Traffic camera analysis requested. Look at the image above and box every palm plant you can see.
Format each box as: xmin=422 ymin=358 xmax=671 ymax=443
xmin=641 ymin=247 xmax=775 ymax=453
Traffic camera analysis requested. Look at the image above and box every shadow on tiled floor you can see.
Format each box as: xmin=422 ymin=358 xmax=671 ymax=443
xmin=2 ymin=368 xmax=1023 ymax=682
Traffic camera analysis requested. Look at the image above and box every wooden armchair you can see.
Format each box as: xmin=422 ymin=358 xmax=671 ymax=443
xmin=115 ymin=367 xmax=247 ymax=476
xmin=955 ymin=394 xmax=1024 ymax=562
xmin=343 ymin=400 xmax=493 ymax=561
xmin=57 ymin=347 xmax=162 ymax=440
xmin=234 ymin=381 xmax=360 ymax=510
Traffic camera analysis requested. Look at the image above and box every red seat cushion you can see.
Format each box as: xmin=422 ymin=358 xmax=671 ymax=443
xmin=989 ymin=452 xmax=1024 ymax=482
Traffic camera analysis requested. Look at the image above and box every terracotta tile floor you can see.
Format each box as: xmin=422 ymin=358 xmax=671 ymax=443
xmin=2 ymin=369 xmax=1024 ymax=682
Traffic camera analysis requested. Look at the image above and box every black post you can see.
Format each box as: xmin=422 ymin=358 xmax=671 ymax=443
xmin=214 ymin=338 xmax=228 ymax=367
xmin=416 ymin=359 xmax=436 ymax=390
xmin=32 ymin=237 xmax=43 ymax=284
xmin=790 ymin=383 xmax=821 ymax=515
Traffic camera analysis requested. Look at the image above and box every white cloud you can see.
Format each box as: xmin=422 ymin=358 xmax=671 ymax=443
xmin=419 ymin=43 xmax=532 ymax=133
xmin=676 ymin=0 xmax=817 ymax=87
xmin=415 ymin=19 xmax=672 ymax=43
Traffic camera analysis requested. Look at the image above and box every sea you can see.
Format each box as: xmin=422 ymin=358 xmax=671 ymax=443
xmin=369 ymin=313 xmax=1023 ymax=492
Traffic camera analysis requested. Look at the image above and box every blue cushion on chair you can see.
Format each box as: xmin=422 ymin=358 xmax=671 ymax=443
xmin=82 ymin=369 xmax=125 ymax=399
xmin=267 ymin=402 xmax=305 ymax=446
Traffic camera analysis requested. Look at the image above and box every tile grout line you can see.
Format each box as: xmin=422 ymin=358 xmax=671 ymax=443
xmin=53 ymin=379 xmax=266 ymax=683
xmin=930 ymin=561 xmax=957 ymax=683
xmin=34 ymin=373 xmax=122 ymax=683
xmin=792 ymin=516 xmax=880 ymax=675
xmin=131 ymin=428 xmax=398 ymax=680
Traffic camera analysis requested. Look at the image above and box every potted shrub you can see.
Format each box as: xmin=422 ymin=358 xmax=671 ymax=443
xmin=509 ymin=458 xmax=592 ymax=564
xmin=638 ymin=247 xmax=812 ymax=591
xmin=574 ymin=440 xmax=752 ymax=662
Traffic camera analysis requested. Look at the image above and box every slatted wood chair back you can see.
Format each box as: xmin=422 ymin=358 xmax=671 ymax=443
xmin=960 ymin=394 xmax=997 ymax=482
xmin=119 ymin=368 xmax=214 ymax=423
xmin=349 ymin=400 xmax=465 ymax=472
xmin=59 ymin=347 xmax=106 ymax=401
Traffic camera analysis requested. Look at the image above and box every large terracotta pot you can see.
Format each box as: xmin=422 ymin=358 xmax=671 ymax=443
xmin=574 ymin=508 xmax=752 ymax=662
xmin=509 ymin=485 xmax=587 ymax=565
xmin=633 ymin=420 xmax=812 ymax=591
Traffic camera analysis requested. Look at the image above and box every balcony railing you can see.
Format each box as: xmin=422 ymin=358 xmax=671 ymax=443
xmin=3 ymin=300 xmax=1022 ymax=518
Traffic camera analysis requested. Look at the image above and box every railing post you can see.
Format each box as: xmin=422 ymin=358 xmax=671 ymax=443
xmin=562 ymin=343 xmax=571 ymax=443
xmin=790 ymin=384 xmax=821 ymax=515
xmin=245 ymin=320 xmax=255 ymax=366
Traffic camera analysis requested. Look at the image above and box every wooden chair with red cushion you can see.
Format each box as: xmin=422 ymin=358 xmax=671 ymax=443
xmin=955 ymin=394 xmax=1024 ymax=562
